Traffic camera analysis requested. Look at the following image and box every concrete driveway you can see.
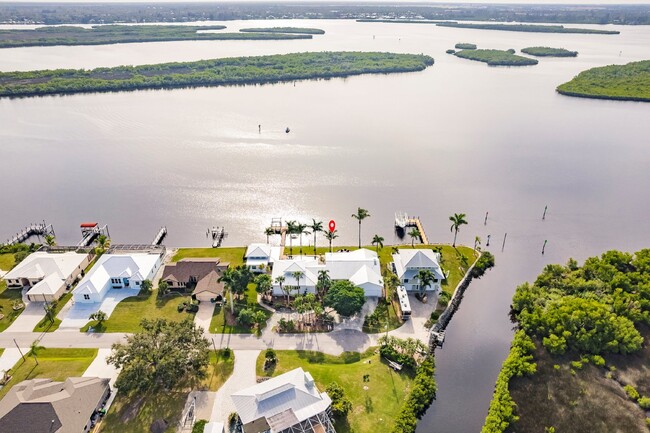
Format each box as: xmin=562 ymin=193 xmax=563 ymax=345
xmin=194 ymin=302 xmax=215 ymax=334
xmin=58 ymin=287 xmax=141 ymax=330
xmin=5 ymin=302 xmax=46 ymax=332
xmin=82 ymin=348 xmax=120 ymax=386
xmin=0 ymin=348 xmax=28 ymax=374
xmin=210 ymin=350 xmax=260 ymax=424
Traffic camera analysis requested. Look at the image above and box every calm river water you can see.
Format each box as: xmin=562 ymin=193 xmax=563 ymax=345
xmin=2 ymin=19 xmax=650 ymax=432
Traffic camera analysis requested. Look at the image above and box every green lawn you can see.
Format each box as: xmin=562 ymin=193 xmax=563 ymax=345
xmin=172 ymin=247 xmax=246 ymax=266
xmin=257 ymin=350 xmax=414 ymax=433
xmin=99 ymin=350 xmax=234 ymax=433
xmin=81 ymin=292 xmax=196 ymax=333
xmin=0 ymin=348 xmax=98 ymax=400
xmin=209 ymin=301 xmax=272 ymax=334
xmin=33 ymin=292 xmax=73 ymax=332
xmin=0 ymin=280 xmax=25 ymax=332
xmin=0 ymin=253 xmax=15 ymax=271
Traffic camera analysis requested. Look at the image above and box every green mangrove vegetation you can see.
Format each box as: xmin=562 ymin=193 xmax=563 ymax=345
xmin=482 ymin=249 xmax=650 ymax=433
xmin=437 ymin=22 xmax=620 ymax=35
xmin=455 ymin=43 xmax=477 ymax=50
xmin=0 ymin=25 xmax=315 ymax=49
xmin=557 ymin=60 xmax=650 ymax=102
xmin=455 ymin=49 xmax=538 ymax=66
xmin=521 ymin=47 xmax=578 ymax=57
xmin=239 ymin=27 xmax=325 ymax=35
xmin=0 ymin=51 xmax=434 ymax=98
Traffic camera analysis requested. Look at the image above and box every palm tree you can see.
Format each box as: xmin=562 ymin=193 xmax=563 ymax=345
xmin=292 ymin=271 xmax=305 ymax=296
xmin=351 ymin=207 xmax=370 ymax=248
xmin=308 ymin=219 xmax=324 ymax=257
xmin=408 ymin=228 xmax=420 ymax=247
xmin=414 ymin=269 xmax=436 ymax=297
xmin=27 ymin=340 xmax=44 ymax=366
xmin=316 ymin=270 xmax=331 ymax=300
xmin=275 ymin=275 xmax=288 ymax=307
xmin=474 ymin=236 xmax=481 ymax=254
xmin=371 ymin=234 xmax=384 ymax=253
xmin=286 ymin=220 xmax=297 ymax=256
xmin=449 ymin=213 xmax=468 ymax=247
xmin=297 ymin=222 xmax=308 ymax=256
xmin=218 ymin=267 xmax=237 ymax=314
xmin=44 ymin=235 xmax=56 ymax=247
xmin=264 ymin=227 xmax=274 ymax=244
xmin=324 ymin=229 xmax=338 ymax=253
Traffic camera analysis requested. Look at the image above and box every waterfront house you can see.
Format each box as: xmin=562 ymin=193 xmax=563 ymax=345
xmin=0 ymin=377 xmax=110 ymax=433
xmin=230 ymin=367 xmax=335 ymax=433
xmin=161 ymin=258 xmax=228 ymax=302
xmin=245 ymin=243 xmax=273 ymax=273
xmin=270 ymin=248 xmax=383 ymax=298
xmin=2 ymin=251 xmax=91 ymax=302
xmin=72 ymin=253 xmax=162 ymax=303
xmin=391 ymin=249 xmax=445 ymax=293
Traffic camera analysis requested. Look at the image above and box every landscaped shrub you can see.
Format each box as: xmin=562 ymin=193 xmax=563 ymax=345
xmin=192 ymin=419 xmax=207 ymax=433
xmin=325 ymin=382 xmax=353 ymax=417
xmin=278 ymin=318 xmax=296 ymax=333
xmin=624 ymin=384 xmax=640 ymax=401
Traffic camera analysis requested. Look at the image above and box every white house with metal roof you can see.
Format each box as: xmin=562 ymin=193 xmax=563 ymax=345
xmin=2 ymin=251 xmax=91 ymax=302
xmin=245 ymin=243 xmax=274 ymax=273
xmin=230 ymin=367 xmax=335 ymax=433
xmin=270 ymin=249 xmax=383 ymax=298
xmin=72 ymin=253 xmax=162 ymax=303
xmin=391 ymin=249 xmax=445 ymax=293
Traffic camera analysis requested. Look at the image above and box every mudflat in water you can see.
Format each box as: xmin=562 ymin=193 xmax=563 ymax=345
xmin=1 ymin=19 xmax=650 ymax=433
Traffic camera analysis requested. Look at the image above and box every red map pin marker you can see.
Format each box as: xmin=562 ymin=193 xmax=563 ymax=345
xmin=328 ymin=220 xmax=336 ymax=232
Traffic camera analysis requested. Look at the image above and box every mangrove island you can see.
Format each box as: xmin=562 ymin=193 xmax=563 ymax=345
xmin=437 ymin=22 xmax=620 ymax=35
xmin=0 ymin=51 xmax=435 ymax=98
xmin=454 ymin=49 xmax=538 ymax=67
xmin=557 ymin=60 xmax=650 ymax=102
xmin=521 ymin=47 xmax=578 ymax=57
xmin=0 ymin=25 xmax=314 ymax=49
xmin=239 ymin=27 xmax=325 ymax=35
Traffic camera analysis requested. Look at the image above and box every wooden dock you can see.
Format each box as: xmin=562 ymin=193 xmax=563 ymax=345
xmin=152 ymin=226 xmax=167 ymax=246
xmin=406 ymin=217 xmax=429 ymax=245
xmin=77 ymin=223 xmax=109 ymax=248
xmin=2 ymin=222 xmax=55 ymax=246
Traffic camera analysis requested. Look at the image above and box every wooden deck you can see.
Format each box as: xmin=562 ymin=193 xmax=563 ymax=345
xmin=406 ymin=217 xmax=429 ymax=245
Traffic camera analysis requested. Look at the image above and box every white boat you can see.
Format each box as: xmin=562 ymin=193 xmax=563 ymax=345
xmin=395 ymin=212 xmax=408 ymax=229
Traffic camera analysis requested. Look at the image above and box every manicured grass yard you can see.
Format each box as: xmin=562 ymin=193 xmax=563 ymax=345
xmin=209 ymin=300 xmax=272 ymax=334
xmin=172 ymin=247 xmax=246 ymax=266
xmin=99 ymin=350 xmax=234 ymax=433
xmin=257 ymin=350 xmax=414 ymax=433
xmin=0 ymin=348 xmax=98 ymax=400
xmin=0 ymin=253 xmax=16 ymax=271
xmin=0 ymin=280 xmax=25 ymax=332
xmin=33 ymin=292 xmax=73 ymax=332
xmin=81 ymin=292 xmax=196 ymax=333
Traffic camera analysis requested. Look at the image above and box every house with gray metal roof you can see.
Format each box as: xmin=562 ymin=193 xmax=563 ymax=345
xmin=230 ymin=368 xmax=335 ymax=433
xmin=391 ymin=249 xmax=445 ymax=293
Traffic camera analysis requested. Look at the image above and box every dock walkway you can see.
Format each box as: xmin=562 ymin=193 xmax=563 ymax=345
xmin=406 ymin=217 xmax=429 ymax=245
xmin=2 ymin=222 xmax=54 ymax=246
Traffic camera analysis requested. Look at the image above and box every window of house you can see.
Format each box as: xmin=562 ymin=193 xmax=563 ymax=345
xmin=189 ymin=276 xmax=197 ymax=283
xmin=404 ymin=279 xmax=409 ymax=283
xmin=83 ymin=294 xmax=90 ymax=300
xmin=135 ymin=281 xmax=140 ymax=286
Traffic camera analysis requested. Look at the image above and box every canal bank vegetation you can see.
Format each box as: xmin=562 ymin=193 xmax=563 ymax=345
xmin=482 ymin=249 xmax=650 ymax=433
xmin=521 ymin=46 xmax=578 ymax=57
xmin=239 ymin=27 xmax=325 ymax=34
xmin=257 ymin=348 xmax=416 ymax=433
xmin=455 ymin=49 xmax=538 ymax=66
xmin=0 ymin=25 xmax=315 ymax=48
xmin=0 ymin=51 xmax=435 ymax=98
xmin=437 ymin=22 xmax=620 ymax=35
xmin=557 ymin=60 xmax=650 ymax=102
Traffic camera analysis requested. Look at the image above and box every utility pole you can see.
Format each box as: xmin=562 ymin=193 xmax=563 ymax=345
xmin=13 ymin=339 xmax=25 ymax=361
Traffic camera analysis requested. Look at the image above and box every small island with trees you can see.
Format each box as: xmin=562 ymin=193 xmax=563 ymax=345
xmin=455 ymin=49 xmax=538 ymax=66
xmin=557 ymin=60 xmax=650 ymax=102
xmin=239 ymin=27 xmax=325 ymax=35
xmin=481 ymin=249 xmax=650 ymax=433
xmin=0 ymin=51 xmax=435 ymax=98
xmin=436 ymin=22 xmax=620 ymax=35
xmin=521 ymin=47 xmax=578 ymax=57
xmin=0 ymin=24 xmax=315 ymax=49
xmin=455 ymin=43 xmax=477 ymax=50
